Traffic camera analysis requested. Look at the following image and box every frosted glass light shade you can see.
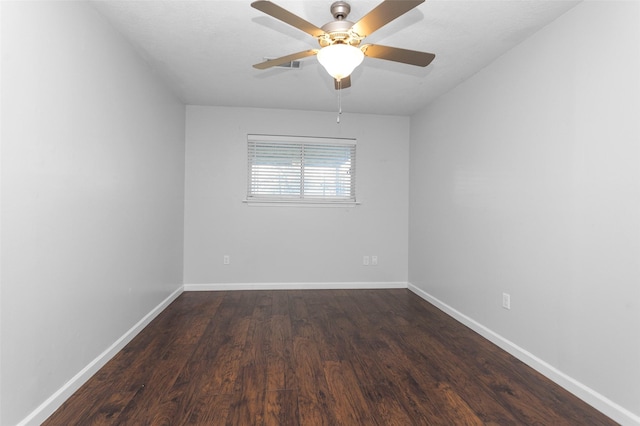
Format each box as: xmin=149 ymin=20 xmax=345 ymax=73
xmin=317 ymin=44 xmax=364 ymax=80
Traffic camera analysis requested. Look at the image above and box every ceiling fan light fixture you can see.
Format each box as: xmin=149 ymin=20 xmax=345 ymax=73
xmin=317 ymin=43 xmax=364 ymax=81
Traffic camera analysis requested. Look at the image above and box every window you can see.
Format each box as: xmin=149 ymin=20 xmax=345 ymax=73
xmin=247 ymin=134 xmax=356 ymax=204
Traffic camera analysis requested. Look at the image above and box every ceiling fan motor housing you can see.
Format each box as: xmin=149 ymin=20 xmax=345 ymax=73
xmin=319 ymin=20 xmax=358 ymax=46
xmin=319 ymin=2 xmax=362 ymax=47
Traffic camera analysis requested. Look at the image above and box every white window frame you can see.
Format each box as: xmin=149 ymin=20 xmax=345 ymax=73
xmin=246 ymin=134 xmax=357 ymax=206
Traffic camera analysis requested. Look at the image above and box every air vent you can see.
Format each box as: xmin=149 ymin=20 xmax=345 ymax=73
xmin=277 ymin=60 xmax=301 ymax=69
xmin=265 ymin=58 xmax=302 ymax=69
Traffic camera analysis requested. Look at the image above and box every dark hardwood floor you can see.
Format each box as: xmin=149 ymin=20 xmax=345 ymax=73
xmin=44 ymin=289 xmax=616 ymax=425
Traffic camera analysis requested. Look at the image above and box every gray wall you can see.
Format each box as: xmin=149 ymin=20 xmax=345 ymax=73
xmin=1 ymin=2 xmax=186 ymax=424
xmin=409 ymin=1 xmax=639 ymax=421
xmin=183 ymin=106 xmax=409 ymax=286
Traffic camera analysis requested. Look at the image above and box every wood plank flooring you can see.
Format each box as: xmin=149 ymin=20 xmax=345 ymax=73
xmin=43 ymin=289 xmax=616 ymax=425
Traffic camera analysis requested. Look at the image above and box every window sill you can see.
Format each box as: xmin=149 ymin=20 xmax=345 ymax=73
xmin=243 ymin=199 xmax=360 ymax=208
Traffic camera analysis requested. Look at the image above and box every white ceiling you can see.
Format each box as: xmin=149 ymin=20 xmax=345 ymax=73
xmin=91 ymin=0 xmax=579 ymax=116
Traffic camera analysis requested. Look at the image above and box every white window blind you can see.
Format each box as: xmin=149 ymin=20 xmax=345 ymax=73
xmin=247 ymin=134 xmax=356 ymax=204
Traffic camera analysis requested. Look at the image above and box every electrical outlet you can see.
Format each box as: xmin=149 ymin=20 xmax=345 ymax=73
xmin=223 ymin=255 xmax=230 ymax=265
xmin=363 ymin=256 xmax=370 ymax=266
xmin=502 ymin=293 xmax=511 ymax=310
xmin=371 ymin=255 xmax=378 ymax=266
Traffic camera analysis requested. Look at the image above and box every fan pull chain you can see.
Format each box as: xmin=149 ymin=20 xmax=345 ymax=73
xmin=337 ymin=79 xmax=342 ymax=124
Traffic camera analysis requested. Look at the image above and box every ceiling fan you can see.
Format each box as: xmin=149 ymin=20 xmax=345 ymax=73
xmin=251 ymin=0 xmax=435 ymax=90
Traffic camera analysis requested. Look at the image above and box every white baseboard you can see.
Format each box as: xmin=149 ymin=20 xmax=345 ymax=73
xmin=18 ymin=286 xmax=184 ymax=426
xmin=184 ymin=281 xmax=408 ymax=291
xmin=25 ymin=282 xmax=636 ymax=425
xmin=19 ymin=282 xmax=403 ymax=425
xmin=407 ymin=283 xmax=640 ymax=426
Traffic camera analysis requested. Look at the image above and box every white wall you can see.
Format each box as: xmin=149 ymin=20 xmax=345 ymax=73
xmin=409 ymin=1 xmax=639 ymax=423
xmin=1 ymin=2 xmax=185 ymax=424
xmin=184 ymin=106 xmax=408 ymax=286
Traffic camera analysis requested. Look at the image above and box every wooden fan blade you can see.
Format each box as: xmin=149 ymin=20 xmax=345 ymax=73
xmin=253 ymin=49 xmax=319 ymax=70
xmin=361 ymin=44 xmax=435 ymax=67
xmin=251 ymin=0 xmax=325 ymax=38
xmin=334 ymin=75 xmax=352 ymax=90
xmin=351 ymin=0 xmax=424 ymax=38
